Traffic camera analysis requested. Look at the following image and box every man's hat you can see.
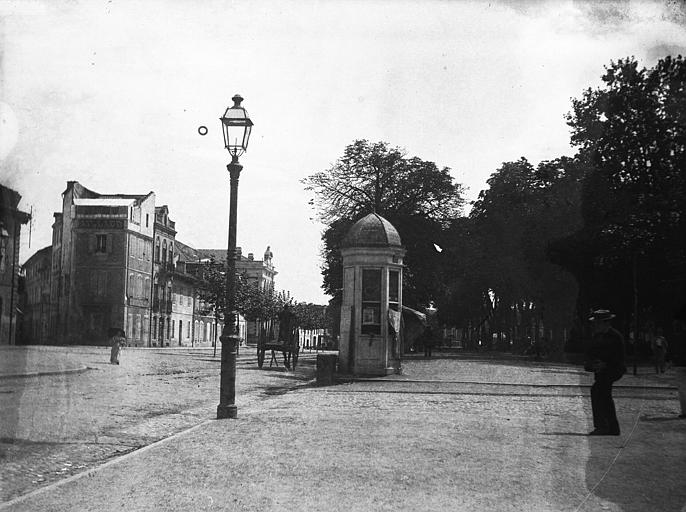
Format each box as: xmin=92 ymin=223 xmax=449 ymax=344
xmin=589 ymin=309 xmax=615 ymax=322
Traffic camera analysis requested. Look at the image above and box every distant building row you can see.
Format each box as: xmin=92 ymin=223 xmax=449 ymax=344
xmin=19 ymin=181 xmax=277 ymax=346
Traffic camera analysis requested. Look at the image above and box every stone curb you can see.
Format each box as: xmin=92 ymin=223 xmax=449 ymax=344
xmin=0 ymin=366 xmax=90 ymax=380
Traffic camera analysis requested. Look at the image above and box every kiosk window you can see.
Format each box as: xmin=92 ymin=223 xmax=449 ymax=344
xmin=361 ymin=269 xmax=381 ymax=335
xmin=389 ymin=270 xmax=399 ymax=305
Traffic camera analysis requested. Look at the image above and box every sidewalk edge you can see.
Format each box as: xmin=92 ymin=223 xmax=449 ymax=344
xmin=0 ymin=367 xmax=90 ymax=380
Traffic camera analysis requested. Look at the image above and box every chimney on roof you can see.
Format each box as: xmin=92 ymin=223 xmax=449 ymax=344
xmin=236 ymin=247 xmax=242 ymax=259
xmin=248 ymin=253 xmax=254 ymax=261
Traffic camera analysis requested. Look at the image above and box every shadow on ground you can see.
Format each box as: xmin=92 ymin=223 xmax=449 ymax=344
xmin=581 ymin=369 xmax=686 ymax=512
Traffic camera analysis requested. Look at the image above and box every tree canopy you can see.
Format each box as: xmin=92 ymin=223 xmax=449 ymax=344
xmin=566 ymin=56 xmax=686 ymax=257
xmin=437 ymin=157 xmax=584 ymax=353
xmin=303 ymin=140 xmax=464 ymax=225
xmin=303 ymin=139 xmax=465 ymax=307
xmin=302 ymin=56 xmax=686 ymax=362
xmin=196 ymin=258 xmax=287 ymax=322
xmin=196 ymin=258 xmax=329 ymax=331
xmin=436 ymin=55 xmax=686 ymax=358
xmin=558 ymin=55 xmax=686 ymax=352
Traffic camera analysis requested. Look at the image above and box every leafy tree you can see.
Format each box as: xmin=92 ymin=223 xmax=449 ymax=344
xmin=567 ymin=56 xmax=686 ymax=256
xmin=303 ymin=139 xmax=465 ymax=308
xmin=197 ymin=257 xmax=332 ymax=348
xmin=304 ymin=140 xmax=463 ymax=224
xmin=384 ymin=213 xmax=450 ymax=307
xmin=440 ymin=157 xmax=584 ymax=354
xmin=319 ymin=218 xmax=354 ymax=297
xmin=236 ymin=282 xmax=293 ymax=323
xmin=196 ymin=260 xmax=225 ymax=355
xmin=291 ymin=302 xmax=328 ymax=330
xmin=560 ymin=55 xmax=686 ymax=359
xmin=197 ymin=258 xmax=291 ymax=354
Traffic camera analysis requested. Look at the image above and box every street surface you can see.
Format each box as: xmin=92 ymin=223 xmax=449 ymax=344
xmin=1 ymin=347 xmax=684 ymax=511
xmin=1 ymin=346 xmax=316 ymax=502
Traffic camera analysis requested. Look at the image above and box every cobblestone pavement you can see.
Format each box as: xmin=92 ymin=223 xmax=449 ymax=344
xmin=2 ymin=348 xmax=683 ymax=510
xmin=0 ymin=346 xmax=318 ymax=502
xmin=346 ymin=356 xmax=678 ymax=400
xmin=231 ymin=380 xmax=682 ymax=512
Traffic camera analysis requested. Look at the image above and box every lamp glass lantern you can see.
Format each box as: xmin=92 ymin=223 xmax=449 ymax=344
xmin=220 ymin=94 xmax=253 ymax=157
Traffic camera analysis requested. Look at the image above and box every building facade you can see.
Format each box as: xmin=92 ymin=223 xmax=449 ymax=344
xmin=22 ymin=181 xmax=276 ymax=346
xmin=21 ymin=246 xmax=52 ymax=344
xmin=151 ymin=205 xmax=176 ymax=347
xmin=50 ymin=181 xmax=155 ymax=345
xmin=0 ymin=185 xmax=31 ymax=344
xmin=173 ymin=274 xmax=197 ymax=346
xmin=175 ymin=240 xmax=234 ymax=347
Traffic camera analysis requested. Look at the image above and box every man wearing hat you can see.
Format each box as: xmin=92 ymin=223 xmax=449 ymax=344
xmin=585 ymin=309 xmax=627 ymax=435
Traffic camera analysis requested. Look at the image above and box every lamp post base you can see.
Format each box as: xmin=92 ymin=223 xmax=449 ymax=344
xmin=217 ymin=332 xmax=239 ymax=419
xmin=217 ymin=404 xmax=238 ymax=419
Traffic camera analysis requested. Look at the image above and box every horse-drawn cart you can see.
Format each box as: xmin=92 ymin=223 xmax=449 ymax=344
xmin=257 ymin=306 xmax=299 ymax=370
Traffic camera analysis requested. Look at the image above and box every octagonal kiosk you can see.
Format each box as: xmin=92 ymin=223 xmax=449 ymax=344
xmin=339 ymin=213 xmax=406 ymax=376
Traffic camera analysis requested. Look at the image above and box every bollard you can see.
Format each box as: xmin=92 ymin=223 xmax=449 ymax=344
xmin=316 ymin=354 xmax=337 ymax=386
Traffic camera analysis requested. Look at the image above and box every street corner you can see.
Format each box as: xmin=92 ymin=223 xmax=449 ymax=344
xmin=0 ymin=347 xmax=89 ymax=379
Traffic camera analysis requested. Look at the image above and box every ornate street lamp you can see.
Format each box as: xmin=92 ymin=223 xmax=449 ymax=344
xmin=217 ymin=94 xmax=253 ymax=419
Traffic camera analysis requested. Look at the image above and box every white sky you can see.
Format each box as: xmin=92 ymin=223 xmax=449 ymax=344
xmin=1 ymin=0 xmax=685 ymax=304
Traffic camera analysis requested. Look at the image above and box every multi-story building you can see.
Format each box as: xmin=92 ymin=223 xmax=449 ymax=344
xmin=170 ymin=267 xmax=196 ymax=346
xmin=21 ymin=245 xmax=52 ymax=344
xmin=0 ymin=185 xmax=31 ymax=344
xmin=175 ymin=240 xmax=229 ymax=347
xmin=151 ymin=205 xmax=176 ymax=347
xmin=50 ymin=181 xmax=155 ymax=345
xmin=22 ymin=181 xmax=275 ymax=347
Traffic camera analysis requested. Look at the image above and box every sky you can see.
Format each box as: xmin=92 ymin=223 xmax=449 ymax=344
xmin=1 ymin=0 xmax=686 ymax=305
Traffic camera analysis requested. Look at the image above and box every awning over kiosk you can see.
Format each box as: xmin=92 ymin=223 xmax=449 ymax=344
xmin=402 ymin=306 xmax=427 ymax=326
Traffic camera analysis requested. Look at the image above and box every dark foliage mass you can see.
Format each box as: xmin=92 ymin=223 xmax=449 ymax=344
xmin=303 ymin=140 xmax=464 ymax=225
xmin=303 ymin=139 xmax=465 ymax=308
xmin=305 ymin=56 xmax=686 ymax=362
xmin=554 ymin=55 xmax=686 ymax=360
xmin=439 ymin=157 xmax=586 ymax=355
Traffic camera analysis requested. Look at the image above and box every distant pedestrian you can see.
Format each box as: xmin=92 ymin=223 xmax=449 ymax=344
xmin=109 ymin=328 xmax=126 ymax=365
xmin=651 ymin=328 xmax=669 ymax=374
xmin=584 ymin=309 xmax=626 ymax=436
xmin=423 ymin=326 xmax=435 ymax=358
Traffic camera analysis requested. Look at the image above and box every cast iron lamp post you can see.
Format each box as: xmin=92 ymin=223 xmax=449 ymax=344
xmin=217 ymin=94 xmax=253 ymax=419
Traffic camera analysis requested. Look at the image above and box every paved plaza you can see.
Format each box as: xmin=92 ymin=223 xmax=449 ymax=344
xmin=1 ymin=346 xmax=685 ymax=511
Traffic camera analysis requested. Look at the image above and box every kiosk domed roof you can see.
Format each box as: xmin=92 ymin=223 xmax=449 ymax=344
xmin=342 ymin=213 xmax=403 ymax=248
